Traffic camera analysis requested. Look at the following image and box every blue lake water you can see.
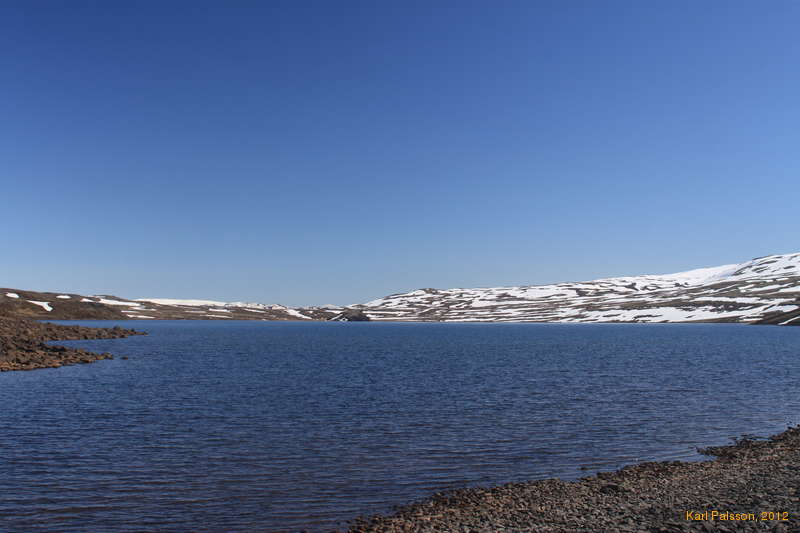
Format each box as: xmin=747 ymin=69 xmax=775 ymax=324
xmin=1 ymin=321 xmax=799 ymax=532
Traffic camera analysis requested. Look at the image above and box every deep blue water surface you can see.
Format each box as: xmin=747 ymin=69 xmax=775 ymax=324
xmin=1 ymin=321 xmax=799 ymax=531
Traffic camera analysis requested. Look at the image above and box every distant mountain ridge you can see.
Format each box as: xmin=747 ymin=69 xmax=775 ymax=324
xmin=0 ymin=290 xmax=341 ymax=321
xmin=354 ymin=253 xmax=800 ymax=325
xmin=3 ymin=253 xmax=799 ymax=325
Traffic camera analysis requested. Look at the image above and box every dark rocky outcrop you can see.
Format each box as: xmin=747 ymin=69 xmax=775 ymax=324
xmin=754 ymin=303 xmax=800 ymax=326
xmin=0 ymin=316 xmax=143 ymax=371
xmin=329 ymin=309 xmax=371 ymax=322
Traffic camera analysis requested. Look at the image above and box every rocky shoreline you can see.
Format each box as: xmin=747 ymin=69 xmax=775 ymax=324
xmin=0 ymin=316 xmax=143 ymax=371
xmin=347 ymin=426 xmax=800 ymax=532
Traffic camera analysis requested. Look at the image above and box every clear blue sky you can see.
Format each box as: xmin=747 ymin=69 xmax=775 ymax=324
xmin=2 ymin=1 xmax=798 ymax=306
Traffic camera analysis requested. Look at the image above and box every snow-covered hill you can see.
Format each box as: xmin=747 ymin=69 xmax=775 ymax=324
xmin=355 ymin=253 xmax=800 ymax=325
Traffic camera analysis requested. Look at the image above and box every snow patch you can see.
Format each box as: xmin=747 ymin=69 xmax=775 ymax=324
xmin=27 ymin=300 xmax=52 ymax=312
xmin=97 ymin=298 xmax=142 ymax=307
xmin=284 ymin=309 xmax=312 ymax=320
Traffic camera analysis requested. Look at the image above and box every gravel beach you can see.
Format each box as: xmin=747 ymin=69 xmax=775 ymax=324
xmin=347 ymin=427 xmax=800 ymax=532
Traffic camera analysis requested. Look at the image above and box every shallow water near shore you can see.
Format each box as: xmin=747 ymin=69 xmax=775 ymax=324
xmin=1 ymin=321 xmax=799 ymax=532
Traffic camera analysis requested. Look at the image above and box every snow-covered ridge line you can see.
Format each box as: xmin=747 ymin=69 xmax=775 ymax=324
xmin=356 ymin=253 xmax=800 ymax=325
xmin=135 ymin=298 xmax=228 ymax=307
xmin=135 ymin=298 xmax=288 ymax=310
